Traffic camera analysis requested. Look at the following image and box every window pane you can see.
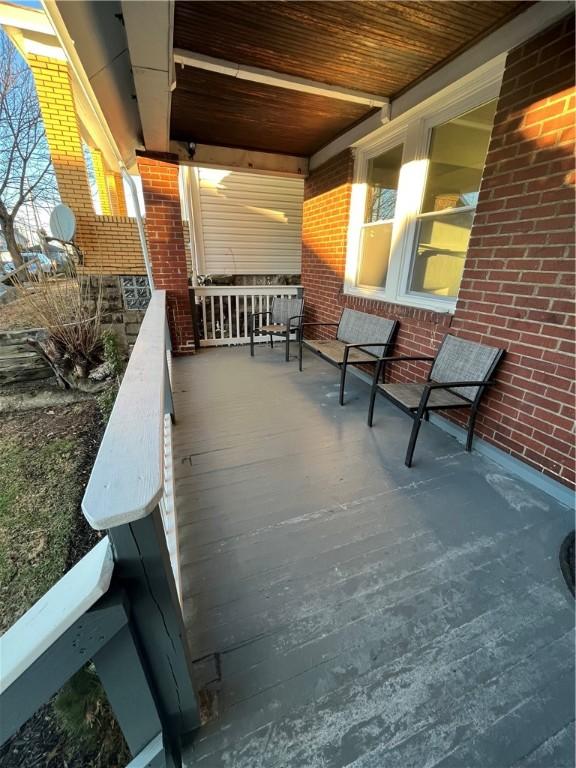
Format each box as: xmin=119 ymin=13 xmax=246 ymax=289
xmin=365 ymin=144 xmax=403 ymax=223
xmin=357 ymin=223 xmax=393 ymax=288
xmin=421 ymin=101 xmax=496 ymax=213
xmin=409 ymin=210 xmax=474 ymax=297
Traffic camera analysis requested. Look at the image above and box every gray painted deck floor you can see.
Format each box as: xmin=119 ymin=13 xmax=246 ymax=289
xmin=173 ymin=346 xmax=575 ymax=768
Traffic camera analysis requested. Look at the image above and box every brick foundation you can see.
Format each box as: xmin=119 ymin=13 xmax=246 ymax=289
xmin=302 ymin=15 xmax=575 ymax=489
xmin=137 ymin=153 xmax=194 ymax=354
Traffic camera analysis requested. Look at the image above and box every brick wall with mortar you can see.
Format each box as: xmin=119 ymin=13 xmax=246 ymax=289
xmin=301 ymin=15 xmax=575 ymax=489
xmin=27 ymin=53 xmax=145 ymax=275
xmin=137 ymin=153 xmax=195 ymax=354
xmin=106 ymin=171 xmax=128 ymax=217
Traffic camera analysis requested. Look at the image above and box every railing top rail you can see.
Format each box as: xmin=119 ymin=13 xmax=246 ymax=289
xmin=82 ymin=290 xmax=167 ymax=531
xmin=0 ymin=537 xmax=113 ymax=694
xmin=195 ymin=285 xmax=302 ymax=296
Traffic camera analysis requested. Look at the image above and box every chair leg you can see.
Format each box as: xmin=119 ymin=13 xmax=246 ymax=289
xmin=405 ymin=412 xmax=426 ymax=468
xmin=285 ymin=332 xmax=290 ymax=362
xmin=466 ymin=409 xmax=478 ymax=452
xmin=299 ymin=336 xmax=303 ymax=371
xmin=367 ymin=384 xmax=378 ymax=426
xmin=250 ymin=325 xmax=255 ymax=357
xmin=339 ymin=364 xmax=347 ymax=406
xmin=269 ymin=334 xmax=274 ymax=349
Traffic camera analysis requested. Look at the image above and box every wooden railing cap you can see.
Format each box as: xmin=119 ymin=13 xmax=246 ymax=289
xmin=82 ymin=290 xmax=167 ymax=530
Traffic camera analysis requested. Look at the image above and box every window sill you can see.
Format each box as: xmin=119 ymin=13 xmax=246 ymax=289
xmin=343 ymin=285 xmax=456 ymax=316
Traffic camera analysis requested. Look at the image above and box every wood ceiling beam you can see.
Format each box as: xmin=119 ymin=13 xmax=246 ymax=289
xmin=122 ymin=0 xmax=175 ymax=152
xmin=170 ymin=141 xmax=309 ymax=178
xmin=173 ymin=49 xmax=389 ymax=109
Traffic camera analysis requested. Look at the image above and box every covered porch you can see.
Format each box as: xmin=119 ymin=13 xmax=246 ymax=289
xmin=172 ymin=346 xmax=574 ymax=767
xmin=2 ymin=292 xmax=573 ymax=768
xmin=1 ymin=1 xmax=574 ymax=767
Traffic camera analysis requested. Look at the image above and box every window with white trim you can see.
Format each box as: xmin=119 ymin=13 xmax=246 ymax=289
xmin=344 ymin=78 xmax=499 ymax=312
xmin=357 ymin=144 xmax=403 ymax=289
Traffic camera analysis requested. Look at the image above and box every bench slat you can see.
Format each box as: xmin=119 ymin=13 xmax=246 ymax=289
xmin=305 ymin=339 xmax=379 ymax=365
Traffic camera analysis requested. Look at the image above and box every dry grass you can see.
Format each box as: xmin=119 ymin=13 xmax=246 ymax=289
xmin=0 ymin=280 xmax=77 ymax=331
xmin=9 ymin=270 xmax=103 ymax=363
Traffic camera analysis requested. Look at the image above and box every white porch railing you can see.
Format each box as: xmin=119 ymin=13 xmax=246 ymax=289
xmin=195 ymin=284 xmax=302 ymax=346
xmin=0 ymin=291 xmax=199 ymax=768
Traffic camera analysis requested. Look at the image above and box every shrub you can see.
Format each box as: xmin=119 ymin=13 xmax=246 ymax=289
xmin=95 ymin=330 xmax=125 ymax=420
xmin=101 ymin=329 xmax=124 ymax=378
xmin=10 ymin=265 xmax=106 ymax=387
xmin=53 ymin=664 xmax=130 ymax=767
xmin=95 ymin=383 xmax=118 ymax=421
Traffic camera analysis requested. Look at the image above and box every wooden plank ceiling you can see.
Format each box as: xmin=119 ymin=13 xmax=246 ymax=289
xmin=171 ymin=0 xmax=529 ymax=157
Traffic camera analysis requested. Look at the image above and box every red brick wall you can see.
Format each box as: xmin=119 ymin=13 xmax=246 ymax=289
xmin=137 ymin=153 xmax=194 ymax=354
xmin=301 ymin=15 xmax=575 ymax=488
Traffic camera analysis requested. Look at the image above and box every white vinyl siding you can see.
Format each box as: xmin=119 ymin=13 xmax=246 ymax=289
xmin=197 ymin=169 xmax=303 ymax=275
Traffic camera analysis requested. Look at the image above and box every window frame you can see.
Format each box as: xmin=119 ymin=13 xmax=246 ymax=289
xmin=343 ymin=61 xmax=504 ymax=313
xmin=354 ymin=138 xmax=406 ymax=291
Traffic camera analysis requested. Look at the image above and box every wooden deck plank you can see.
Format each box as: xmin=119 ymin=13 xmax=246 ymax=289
xmin=172 ymin=347 xmax=574 ymax=768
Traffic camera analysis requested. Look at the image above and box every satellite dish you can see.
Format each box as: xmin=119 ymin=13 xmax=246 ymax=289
xmin=50 ymin=204 xmax=76 ymax=242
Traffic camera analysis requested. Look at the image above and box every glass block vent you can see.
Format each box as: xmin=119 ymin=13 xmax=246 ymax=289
xmin=121 ymin=276 xmax=151 ymax=310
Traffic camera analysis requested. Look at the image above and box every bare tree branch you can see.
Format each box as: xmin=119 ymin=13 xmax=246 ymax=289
xmin=0 ymin=30 xmax=59 ymax=267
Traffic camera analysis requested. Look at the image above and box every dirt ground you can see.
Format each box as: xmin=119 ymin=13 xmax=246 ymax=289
xmin=0 ymin=398 xmax=128 ymax=768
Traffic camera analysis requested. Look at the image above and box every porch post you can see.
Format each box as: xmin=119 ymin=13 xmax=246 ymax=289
xmin=137 ymin=152 xmax=195 ymax=354
xmin=106 ymin=507 xmax=200 ymax=765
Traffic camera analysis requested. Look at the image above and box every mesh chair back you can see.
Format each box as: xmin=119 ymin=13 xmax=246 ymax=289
xmin=431 ymin=335 xmax=502 ymax=401
xmin=271 ymin=297 xmax=304 ymax=327
xmin=336 ymin=309 xmax=396 ymax=357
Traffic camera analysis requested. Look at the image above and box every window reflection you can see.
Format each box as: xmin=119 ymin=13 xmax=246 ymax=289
xmin=410 ymin=100 xmax=496 ymax=297
xmin=357 ymin=144 xmax=403 ymax=288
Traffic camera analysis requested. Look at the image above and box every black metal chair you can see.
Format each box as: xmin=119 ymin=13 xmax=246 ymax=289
xmin=249 ymin=296 xmax=304 ymax=362
xmin=299 ymin=308 xmax=398 ymax=405
xmin=367 ymin=334 xmax=504 ymax=467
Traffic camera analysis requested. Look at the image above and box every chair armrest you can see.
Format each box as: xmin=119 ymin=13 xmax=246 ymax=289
xmin=248 ymin=311 xmax=271 ymax=332
xmin=425 ymin=380 xmax=494 ymax=390
xmin=343 ymin=341 xmax=394 ymax=366
xmin=344 ymin=342 xmax=394 ymax=349
xmin=300 ymin=322 xmax=339 ymax=328
xmin=414 ymin=379 xmax=494 ymax=414
xmin=374 ymin=354 xmax=435 ymax=363
xmin=287 ymin=314 xmax=304 ymax=325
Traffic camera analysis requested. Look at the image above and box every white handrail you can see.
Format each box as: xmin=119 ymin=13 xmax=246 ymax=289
xmin=195 ymin=285 xmax=302 ymax=296
xmin=82 ymin=290 xmax=167 ymax=530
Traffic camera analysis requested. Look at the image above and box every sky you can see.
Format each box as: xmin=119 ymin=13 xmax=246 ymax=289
xmin=1 ymin=24 xmax=144 ymax=249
